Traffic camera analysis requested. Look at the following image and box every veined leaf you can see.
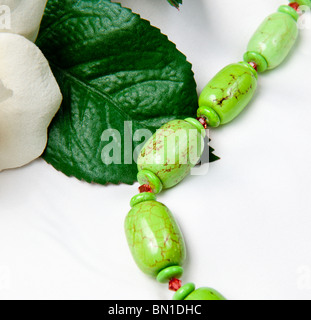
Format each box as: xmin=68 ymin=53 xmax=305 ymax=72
xmin=37 ymin=0 xmax=215 ymax=185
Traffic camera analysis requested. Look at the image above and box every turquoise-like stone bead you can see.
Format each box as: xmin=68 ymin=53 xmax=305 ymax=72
xmin=198 ymin=63 xmax=257 ymax=125
xmin=246 ymin=12 xmax=298 ymax=70
xmin=137 ymin=119 xmax=205 ymax=189
xmin=125 ymin=200 xmax=186 ymax=277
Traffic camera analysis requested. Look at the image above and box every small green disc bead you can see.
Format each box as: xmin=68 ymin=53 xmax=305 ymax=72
xmin=197 ymin=106 xmax=221 ymax=128
xmin=290 ymin=0 xmax=311 ymax=8
xmin=243 ymin=51 xmax=268 ymax=73
xmin=137 ymin=170 xmax=163 ymax=194
xmin=278 ymin=5 xmax=299 ymax=21
xmin=173 ymin=283 xmax=196 ymax=300
xmin=246 ymin=12 xmax=298 ymax=70
xmin=157 ymin=266 xmax=184 ymax=283
xmin=125 ymin=200 xmax=186 ymax=277
xmin=130 ymin=192 xmax=157 ymax=208
xmin=184 ymin=118 xmax=206 ymax=138
xmin=185 ymin=287 xmax=226 ymax=301
xmin=137 ymin=120 xmax=205 ymax=189
xmin=199 ymin=63 xmax=257 ymax=125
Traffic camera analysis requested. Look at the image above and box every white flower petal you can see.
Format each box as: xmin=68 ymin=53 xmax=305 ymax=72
xmin=0 ymin=0 xmax=47 ymax=42
xmin=0 ymin=33 xmax=62 ymax=171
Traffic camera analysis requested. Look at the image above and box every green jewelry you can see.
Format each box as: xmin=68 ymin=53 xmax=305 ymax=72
xmin=124 ymin=1 xmax=309 ymax=300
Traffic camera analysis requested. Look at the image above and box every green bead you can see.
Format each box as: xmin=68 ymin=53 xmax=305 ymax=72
xmin=247 ymin=12 xmax=298 ymax=70
xmin=173 ymin=283 xmax=196 ymax=300
xmin=130 ymin=193 xmax=156 ymax=208
xmin=137 ymin=170 xmax=163 ymax=194
xmin=157 ymin=266 xmax=184 ymax=283
xmin=184 ymin=118 xmax=206 ymax=138
xmin=185 ymin=287 xmax=226 ymax=301
xmin=243 ymin=51 xmax=268 ymax=73
xmin=198 ymin=63 xmax=257 ymax=125
xmin=197 ymin=106 xmax=221 ymax=128
xmin=137 ymin=120 xmax=204 ymax=189
xmin=290 ymin=0 xmax=311 ymax=8
xmin=125 ymin=200 xmax=186 ymax=277
xmin=278 ymin=5 xmax=299 ymax=21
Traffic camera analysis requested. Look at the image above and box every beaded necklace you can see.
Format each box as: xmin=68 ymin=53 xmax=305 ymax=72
xmin=124 ymin=1 xmax=310 ymax=300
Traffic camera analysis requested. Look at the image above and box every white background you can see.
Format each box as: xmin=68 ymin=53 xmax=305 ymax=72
xmin=1 ymin=0 xmax=311 ymax=300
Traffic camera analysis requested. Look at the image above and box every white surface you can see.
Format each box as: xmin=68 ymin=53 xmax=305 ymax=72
xmin=1 ymin=0 xmax=311 ymax=300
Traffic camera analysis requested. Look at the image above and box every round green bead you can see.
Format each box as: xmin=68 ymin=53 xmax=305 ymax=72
xmin=278 ymin=5 xmax=299 ymax=21
xmin=130 ymin=192 xmax=156 ymax=208
xmin=196 ymin=106 xmax=221 ymax=128
xmin=199 ymin=63 xmax=257 ymax=125
xmin=157 ymin=266 xmax=184 ymax=283
xmin=137 ymin=120 xmax=205 ymax=189
xmin=125 ymin=200 xmax=186 ymax=277
xmin=185 ymin=287 xmax=226 ymax=301
xmin=137 ymin=170 xmax=163 ymax=194
xmin=243 ymin=51 xmax=268 ymax=73
xmin=290 ymin=0 xmax=311 ymax=8
xmin=247 ymin=12 xmax=298 ymax=70
xmin=184 ymin=118 xmax=206 ymax=138
xmin=173 ymin=283 xmax=196 ymax=300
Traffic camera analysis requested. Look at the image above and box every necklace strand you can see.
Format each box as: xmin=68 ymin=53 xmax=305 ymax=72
xmin=124 ymin=1 xmax=310 ymax=300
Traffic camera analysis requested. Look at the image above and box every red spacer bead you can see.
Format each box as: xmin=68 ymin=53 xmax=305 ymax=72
xmin=138 ymin=184 xmax=153 ymax=193
xmin=289 ymin=2 xmax=300 ymax=11
xmin=169 ymin=278 xmax=182 ymax=292
xmin=249 ymin=61 xmax=258 ymax=71
xmin=196 ymin=117 xmax=208 ymax=129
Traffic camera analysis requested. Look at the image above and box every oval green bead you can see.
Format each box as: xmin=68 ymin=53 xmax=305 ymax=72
xmin=246 ymin=12 xmax=298 ymax=70
xmin=157 ymin=266 xmax=184 ymax=283
xmin=198 ymin=63 xmax=257 ymax=125
xmin=137 ymin=170 xmax=163 ymax=194
xmin=243 ymin=51 xmax=268 ymax=73
xmin=130 ymin=192 xmax=157 ymax=208
xmin=125 ymin=200 xmax=186 ymax=277
xmin=137 ymin=120 xmax=205 ymax=189
xmin=278 ymin=5 xmax=299 ymax=21
xmin=185 ymin=287 xmax=226 ymax=301
xmin=173 ymin=283 xmax=196 ymax=300
xmin=290 ymin=0 xmax=311 ymax=8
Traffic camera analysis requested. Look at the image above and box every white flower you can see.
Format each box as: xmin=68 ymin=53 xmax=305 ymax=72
xmin=0 ymin=33 xmax=62 ymax=171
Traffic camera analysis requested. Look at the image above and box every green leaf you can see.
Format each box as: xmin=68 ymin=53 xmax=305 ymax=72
xmin=37 ymin=0 xmax=217 ymax=185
